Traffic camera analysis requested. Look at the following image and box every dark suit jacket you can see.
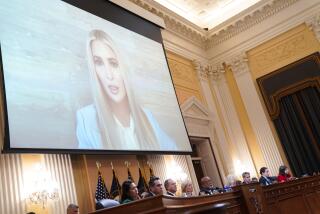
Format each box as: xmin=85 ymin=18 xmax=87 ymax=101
xmin=199 ymin=187 xmax=224 ymax=195
xmin=259 ymin=176 xmax=272 ymax=186
xmin=144 ymin=191 xmax=156 ymax=198
xmin=166 ymin=191 xmax=175 ymax=196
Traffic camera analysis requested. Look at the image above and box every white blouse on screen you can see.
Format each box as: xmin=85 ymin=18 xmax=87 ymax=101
xmin=76 ymin=104 xmax=176 ymax=151
xmin=113 ymin=114 xmax=139 ymax=150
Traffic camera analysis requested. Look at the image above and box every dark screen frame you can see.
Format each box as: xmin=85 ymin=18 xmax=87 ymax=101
xmin=1 ymin=0 xmax=192 ymax=155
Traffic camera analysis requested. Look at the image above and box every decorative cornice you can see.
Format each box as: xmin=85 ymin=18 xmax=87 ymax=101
xmin=128 ymin=0 xmax=207 ymax=48
xmin=206 ymin=0 xmax=299 ymax=49
xmin=129 ymin=0 xmax=300 ymax=50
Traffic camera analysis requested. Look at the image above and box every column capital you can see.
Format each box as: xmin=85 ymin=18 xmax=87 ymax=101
xmin=208 ymin=63 xmax=225 ymax=81
xmin=225 ymin=53 xmax=250 ymax=76
xmin=194 ymin=60 xmax=226 ymax=82
xmin=193 ymin=60 xmax=209 ymax=81
xmin=306 ymin=12 xmax=320 ymax=40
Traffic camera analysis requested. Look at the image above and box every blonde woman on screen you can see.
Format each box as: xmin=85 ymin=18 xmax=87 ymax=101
xmin=76 ymin=29 xmax=176 ymax=150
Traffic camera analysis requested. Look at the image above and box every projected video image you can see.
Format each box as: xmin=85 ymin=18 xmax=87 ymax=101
xmin=0 ymin=0 xmax=191 ymax=152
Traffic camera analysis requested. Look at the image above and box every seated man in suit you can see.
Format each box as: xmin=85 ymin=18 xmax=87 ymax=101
xmin=199 ymin=176 xmax=224 ymax=195
xmin=242 ymin=172 xmax=251 ymax=184
xmin=164 ymin=178 xmax=177 ymax=196
xmin=144 ymin=176 xmax=163 ymax=197
xmin=259 ymin=167 xmax=274 ymax=186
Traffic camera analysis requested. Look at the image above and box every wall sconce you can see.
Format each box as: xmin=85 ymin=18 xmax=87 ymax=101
xmin=234 ymin=159 xmax=247 ymax=178
xmin=29 ymin=186 xmax=59 ymax=209
xmin=167 ymin=160 xmax=188 ymax=182
xmin=166 ymin=160 xmax=188 ymax=196
xmin=25 ymin=164 xmax=59 ymax=209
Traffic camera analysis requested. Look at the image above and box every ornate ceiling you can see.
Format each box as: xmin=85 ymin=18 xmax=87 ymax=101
xmin=129 ymin=0 xmax=299 ymax=49
xmin=153 ymin=0 xmax=263 ymax=29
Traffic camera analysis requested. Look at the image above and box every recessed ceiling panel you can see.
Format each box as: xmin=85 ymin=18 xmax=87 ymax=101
xmin=154 ymin=0 xmax=262 ymax=29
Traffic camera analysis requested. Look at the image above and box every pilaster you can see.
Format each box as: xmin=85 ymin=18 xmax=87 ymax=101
xmin=307 ymin=12 xmax=320 ymax=41
xmin=226 ymin=53 xmax=285 ymax=175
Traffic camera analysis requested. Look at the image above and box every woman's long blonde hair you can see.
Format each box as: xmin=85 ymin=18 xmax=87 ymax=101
xmin=86 ymin=29 xmax=158 ymax=150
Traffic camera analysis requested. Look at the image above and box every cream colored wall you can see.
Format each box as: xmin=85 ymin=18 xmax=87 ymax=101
xmin=247 ymin=24 xmax=320 ymax=78
xmin=166 ymin=49 xmax=250 ymax=183
xmin=166 ymin=51 xmax=206 ymax=105
xmin=206 ymin=0 xmax=320 ymax=63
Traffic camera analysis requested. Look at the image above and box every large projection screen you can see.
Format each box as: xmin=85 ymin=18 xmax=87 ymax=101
xmin=0 ymin=0 xmax=192 ymax=153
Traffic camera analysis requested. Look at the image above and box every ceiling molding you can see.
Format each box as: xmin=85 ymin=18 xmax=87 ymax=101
xmin=110 ymin=0 xmax=165 ymax=28
xmin=128 ymin=0 xmax=207 ymax=48
xmin=129 ymin=0 xmax=300 ymax=50
xmin=206 ymin=0 xmax=299 ymax=48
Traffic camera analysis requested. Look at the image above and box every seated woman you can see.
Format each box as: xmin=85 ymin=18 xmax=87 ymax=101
xmin=181 ymin=180 xmax=193 ymax=197
xmin=120 ymin=180 xmax=140 ymax=204
xmin=277 ymin=165 xmax=295 ymax=183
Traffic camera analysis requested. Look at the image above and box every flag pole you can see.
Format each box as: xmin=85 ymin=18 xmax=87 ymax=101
xmin=96 ymin=161 xmax=101 ymax=170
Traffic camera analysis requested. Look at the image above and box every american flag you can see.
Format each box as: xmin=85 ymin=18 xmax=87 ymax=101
xmin=95 ymin=170 xmax=110 ymax=201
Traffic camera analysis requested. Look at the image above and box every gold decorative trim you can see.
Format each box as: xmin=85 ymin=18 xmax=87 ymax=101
xmin=268 ymin=78 xmax=320 ymax=119
xmin=257 ymin=53 xmax=320 ymax=119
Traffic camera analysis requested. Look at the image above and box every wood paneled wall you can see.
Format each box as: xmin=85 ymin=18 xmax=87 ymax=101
xmin=71 ymin=154 xmax=150 ymax=214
